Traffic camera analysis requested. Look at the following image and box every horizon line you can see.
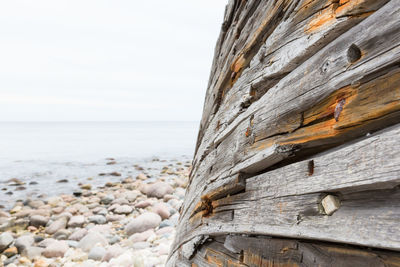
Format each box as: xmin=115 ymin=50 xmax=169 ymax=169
xmin=0 ymin=120 xmax=200 ymax=123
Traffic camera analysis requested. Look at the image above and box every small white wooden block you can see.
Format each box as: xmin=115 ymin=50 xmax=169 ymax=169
xmin=321 ymin=195 xmax=341 ymax=216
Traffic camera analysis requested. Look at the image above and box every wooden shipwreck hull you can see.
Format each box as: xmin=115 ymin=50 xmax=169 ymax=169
xmin=168 ymin=0 xmax=400 ymax=266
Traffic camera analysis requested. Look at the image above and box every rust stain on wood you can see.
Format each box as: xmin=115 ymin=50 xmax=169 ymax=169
xmin=204 ymin=248 xmax=246 ymax=267
xmin=252 ymin=68 xmax=400 ymax=153
xmin=306 ymin=0 xmax=375 ymax=33
xmin=243 ymin=250 xmax=300 ymax=267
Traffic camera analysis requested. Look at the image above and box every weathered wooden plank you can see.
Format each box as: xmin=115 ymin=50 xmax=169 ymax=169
xmin=170 ymin=0 xmax=400 ymax=266
xmin=170 ymin=235 xmax=400 ymax=267
xmin=194 ymin=0 xmax=388 ymax=170
xmin=173 ymin=122 xmax=400 ymax=256
xmin=182 ymin=0 xmax=400 ymax=225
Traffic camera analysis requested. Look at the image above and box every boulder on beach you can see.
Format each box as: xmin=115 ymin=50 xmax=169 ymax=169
xmin=68 ymin=215 xmax=85 ymax=228
xmin=143 ymin=182 xmax=174 ymax=199
xmin=135 ymin=200 xmax=152 ymax=209
xmin=114 ymin=205 xmax=133 ymax=215
xmin=152 ymin=203 xmax=170 ymax=220
xmin=125 ymin=212 xmax=161 ymax=236
xmin=69 ymin=228 xmax=88 ymax=241
xmin=45 ymin=217 xmax=68 ymax=235
xmin=29 ymin=215 xmax=49 ymax=228
xmin=23 ymin=246 xmax=44 ymax=259
xmin=78 ymin=232 xmax=108 ymax=252
xmin=15 ymin=234 xmax=34 ymax=253
xmin=103 ymin=244 xmax=124 ymax=262
xmin=100 ymin=194 xmax=115 ymax=205
xmin=129 ymin=229 xmax=155 ymax=243
xmin=0 ymin=232 xmax=14 ymax=252
xmin=42 ymin=240 xmax=69 ymax=258
xmin=88 ymin=246 xmax=107 ymax=261
xmin=88 ymin=215 xmax=107 ymax=225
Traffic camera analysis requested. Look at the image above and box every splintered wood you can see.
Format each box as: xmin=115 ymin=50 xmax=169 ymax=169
xmin=168 ymin=0 xmax=400 ymax=266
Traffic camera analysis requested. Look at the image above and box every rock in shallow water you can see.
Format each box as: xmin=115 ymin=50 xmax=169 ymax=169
xmin=125 ymin=212 xmax=161 ymax=236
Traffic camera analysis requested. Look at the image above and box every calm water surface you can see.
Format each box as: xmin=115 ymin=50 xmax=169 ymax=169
xmin=0 ymin=121 xmax=198 ymax=207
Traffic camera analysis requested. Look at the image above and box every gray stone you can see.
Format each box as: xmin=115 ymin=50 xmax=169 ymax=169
xmin=159 ymin=219 xmax=173 ymax=228
xmin=100 ymin=194 xmax=115 ymax=205
xmin=78 ymin=232 xmax=108 ymax=252
xmin=69 ymin=228 xmax=88 ymax=241
xmin=37 ymin=238 xmax=56 ymax=248
xmin=29 ymin=215 xmax=49 ymax=228
xmin=67 ymin=215 xmax=85 ymax=228
xmin=45 ymin=217 xmax=67 ymax=235
xmin=114 ymin=205 xmax=132 ymax=215
xmin=106 ymin=214 xmax=125 ymax=222
xmin=122 ymin=191 xmax=139 ymax=202
xmin=53 ymin=212 xmax=72 ymax=221
xmin=128 ymin=229 xmax=154 ymax=243
xmin=111 ymin=198 xmax=129 ymax=205
xmin=144 ymin=182 xmax=174 ymax=199
xmin=15 ymin=235 xmax=34 ymax=253
xmin=170 ymin=213 xmax=179 ymax=225
xmin=103 ymin=245 xmax=124 ymax=262
xmin=152 ymin=203 xmax=170 ymax=219
xmin=23 ymin=246 xmax=44 ymax=259
xmin=68 ymin=240 xmax=79 ymax=248
xmin=107 ymin=235 xmax=120 ymax=245
xmin=42 ymin=240 xmax=69 ymax=258
xmin=27 ymin=200 xmax=45 ymax=209
xmin=132 ymin=241 xmax=150 ymax=250
xmin=125 ymin=212 xmax=161 ymax=236
xmin=134 ymin=200 xmax=152 ymax=209
xmin=4 ymin=255 xmax=18 ymax=266
xmin=88 ymin=246 xmax=106 ymax=261
xmin=88 ymin=215 xmax=106 ymax=225
xmin=53 ymin=229 xmax=71 ymax=240
xmin=0 ymin=232 xmax=14 ymax=252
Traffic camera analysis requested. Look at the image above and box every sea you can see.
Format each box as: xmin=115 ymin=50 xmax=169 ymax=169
xmin=0 ymin=121 xmax=198 ymax=208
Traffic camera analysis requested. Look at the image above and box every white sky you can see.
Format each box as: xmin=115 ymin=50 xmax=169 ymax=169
xmin=0 ymin=0 xmax=227 ymax=121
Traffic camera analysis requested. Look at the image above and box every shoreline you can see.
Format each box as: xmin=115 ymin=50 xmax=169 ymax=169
xmin=0 ymin=158 xmax=190 ymax=267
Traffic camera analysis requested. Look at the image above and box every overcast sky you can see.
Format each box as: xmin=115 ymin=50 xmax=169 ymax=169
xmin=0 ymin=0 xmax=227 ymax=121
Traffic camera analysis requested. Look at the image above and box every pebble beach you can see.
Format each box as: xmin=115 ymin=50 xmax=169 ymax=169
xmin=0 ymin=157 xmax=190 ymax=267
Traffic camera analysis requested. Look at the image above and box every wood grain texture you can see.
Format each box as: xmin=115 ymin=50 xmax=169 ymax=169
xmin=169 ymin=0 xmax=400 ymax=265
